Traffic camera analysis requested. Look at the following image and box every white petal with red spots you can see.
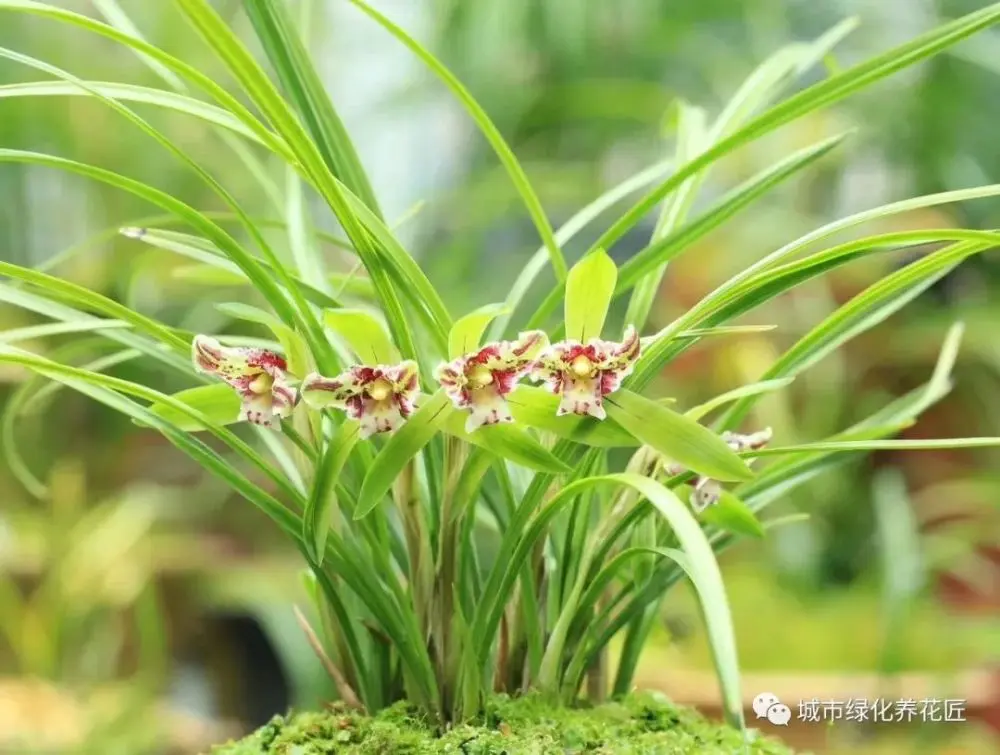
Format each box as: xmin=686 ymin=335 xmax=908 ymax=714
xmin=530 ymin=325 xmax=640 ymax=419
xmin=191 ymin=335 xmax=297 ymax=428
xmin=435 ymin=330 xmax=546 ymax=433
xmin=301 ymin=360 xmax=420 ymax=439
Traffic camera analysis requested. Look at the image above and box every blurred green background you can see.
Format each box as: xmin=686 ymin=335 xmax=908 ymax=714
xmin=1 ymin=1 xmax=998 ymax=753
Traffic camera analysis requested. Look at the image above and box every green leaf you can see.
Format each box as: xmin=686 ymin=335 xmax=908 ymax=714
xmin=753 ymin=437 xmax=1000 ymax=454
xmin=0 ymin=346 xmax=300 ymax=504
xmin=242 ymin=0 xmax=382 ymax=217
xmin=0 ymin=42 xmax=336 ymax=367
xmin=625 ymin=17 xmax=862 ymax=333
xmin=355 ymin=390 xmax=451 ymax=519
xmin=718 ymin=237 xmax=994 ymax=429
xmin=675 ymin=324 xmax=777 ymax=338
xmin=0 ymin=1 xmax=296 ymax=159
xmin=346 ymin=0 xmax=566 ymax=281
xmin=448 ymin=303 xmax=508 ymax=359
xmin=146 ymin=383 xmax=239 ymax=431
xmin=565 ymin=248 xmax=617 ymax=342
xmin=0 ymin=319 xmax=132 ymax=343
xmin=632 ymin=224 xmax=1000 ymax=394
xmin=527 ymin=133 xmax=847 ymax=334
xmin=614 ymin=133 xmax=847 ymax=296
xmin=171 ymin=0 xmax=416 ymax=367
xmin=336 ymin=184 xmax=449 ymax=356
xmin=171 ymin=264 xmax=248 ymax=286
xmin=508 ymin=386 xmax=637 ymax=448
xmin=479 ymin=473 xmax=745 ymax=730
xmin=606 ymin=390 xmax=752 ymax=481
xmin=626 ymin=100 xmax=707 ymax=330
xmin=122 ymin=227 xmax=343 ymax=309
xmin=324 ymin=308 xmax=399 ymax=365
xmin=589 ymin=1 xmax=1000 ymax=276
xmin=0 ymin=260 xmax=189 ymax=353
xmin=0 ymin=78 xmax=275 ymax=146
xmin=698 ymin=490 xmax=765 ymax=539
xmin=0 ymin=147 xmax=308 ymax=336
xmin=306 ymin=423 xmax=359 ymax=564
xmin=0 ymin=282 xmax=190 ymax=378
xmin=685 ymin=378 xmax=795 ymax=421
xmin=441 ymin=410 xmax=571 ymax=474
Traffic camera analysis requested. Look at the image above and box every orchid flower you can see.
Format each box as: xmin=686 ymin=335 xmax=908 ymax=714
xmin=435 ymin=330 xmax=547 ymax=433
xmin=300 ymin=361 xmax=420 ymax=439
xmin=192 ymin=335 xmax=297 ymax=428
xmin=665 ymin=427 xmax=773 ymax=512
xmin=530 ymin=325 xmax=640 ymax=419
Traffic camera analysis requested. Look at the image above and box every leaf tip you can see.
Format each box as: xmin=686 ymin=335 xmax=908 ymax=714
xmin=120 ymin=226 xmax=147 ymax=239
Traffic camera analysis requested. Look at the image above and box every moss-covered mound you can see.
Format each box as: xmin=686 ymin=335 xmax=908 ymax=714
xmin=208 ymin=691 xmax=797 ymax=754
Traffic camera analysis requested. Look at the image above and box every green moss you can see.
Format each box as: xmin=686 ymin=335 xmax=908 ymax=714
xmin=207 ymin=692 xmax=797 ymax=754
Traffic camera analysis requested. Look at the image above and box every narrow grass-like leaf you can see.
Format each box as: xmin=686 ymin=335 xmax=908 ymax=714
xmin=0 ymin=44 xmax=332 ymax=361
xmin=564 ymin=249 xmax=617 ymax=342
xmin=606 ymin=390 xmax=752 ymax=481
xmin=753 ymin=438 xmax=1000 ymax=454
xmin=0 ymin=347 xmax=301 ymax=504
xmin=242 ymin=0 xmax=382 ymax=217
xmin=0 ymin=283 xmax=191 ymax=377
xmin=626 ymin=101 xmax=707 ymax=330
xmin=0 ymin=149 xmax=307 ymax=333
xmin=614 ymin=133 xmax=846 ymax=296
xmin=528 ymin=133 xmax=847 ymax=331
xmin=0 ymin=319 xmax=132 ymax=343
xmin=346 ymin=0 xmax=566 ymax=280
xmin=171 ymin=264 xmax=248 ymax=286
xmin=718 ymin=239 xmax=994 ymax=429
xmin=173 ymin=0 xmax=417 ymax=362
xmin=585 ymin=2 xmax=1000 ymax=266
xmin=0 ymin=80 xmax=275 ymax=147
xmin=122 ymin=227 xmax=344 ymax=310
xmin=633 ymin=223 xmax=1000 ymax=392
xmin=355 ymin=390 xmax=451 ymax=519
xmin=0 ymin=261 xmax=189 ymax=352
xmin=337 ymin=182 xmax=452 ymax=351
xmin=685 ymin=378 xmax=795 ymax=421
xmin=483 ymin=474 xmax=745 ymax=729
xmin=625 ymin=18 xmax=860 ymax=332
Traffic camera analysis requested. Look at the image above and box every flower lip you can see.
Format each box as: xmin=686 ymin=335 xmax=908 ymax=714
xmin=191 ymin=335 xmax=296 ymax=428
xmin=435 ymin=330 xmax=547 ymax=433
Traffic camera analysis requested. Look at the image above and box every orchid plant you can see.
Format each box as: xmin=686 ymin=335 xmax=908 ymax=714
xmin=1 ymin=0 xmax=1000 ymax=737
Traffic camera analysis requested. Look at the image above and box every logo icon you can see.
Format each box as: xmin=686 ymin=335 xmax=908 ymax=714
xmin=752 ymin=692 xmax=791 ymax=726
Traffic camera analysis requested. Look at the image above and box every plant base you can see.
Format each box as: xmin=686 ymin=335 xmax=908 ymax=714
xmin=207 ymin=691 xmax=796 ymax=754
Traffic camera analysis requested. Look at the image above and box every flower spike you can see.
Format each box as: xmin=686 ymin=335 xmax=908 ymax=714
xmin=687 ymin=427 xmax=773 ymax=512
xmin=435 ymin=330 xmax=547 ymax=433
xmin=192 ymin=335 xmax=297 ymax=428
xmin=301 ymin=361 xmax=420 ymax=439
xmin=531 ymin=325 xmax=640 ymax=419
